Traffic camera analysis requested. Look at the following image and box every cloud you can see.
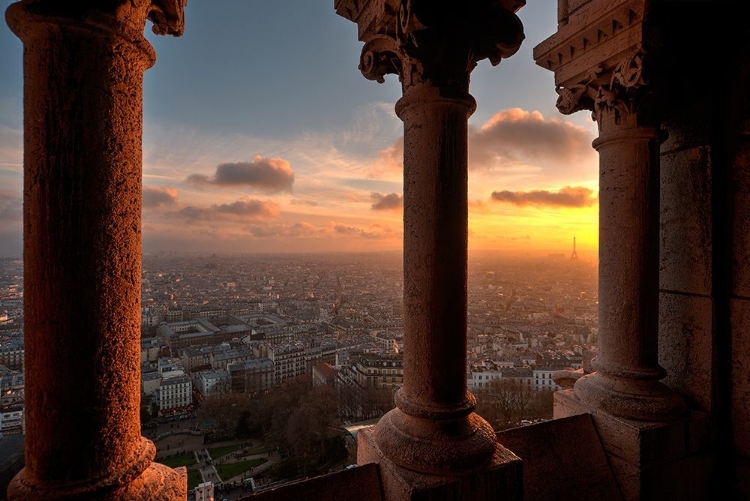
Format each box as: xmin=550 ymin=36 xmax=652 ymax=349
xmin=290 ymin=199 xmax=318 ymax=207
xmin=470 ymin=109 xmax=594 ymax=169
xmin=186 ymin=156 xmax=294 ymax=192
xmin=0 ymin=190 xmax=22 ymax=227
xmin=367 ymin=108 xmax=595 ymax=180
xmin=367 ymin=138 xmax=403 ymax=178
xmin=370 ymin=192 xmax=403 ymax=211
xmin=245 ymin=222 xmax=322 ymax=238
xmin=468 ymin=199 xmax=490 ymax=214
xmin=0 ymin=191 xmax=22 ymax=256
xmin=490 ymin=186 xmax=598 ymax=208
xmin=333 ymin=222 xmax=400 ymax=240
xmin=143 ymin=186 xmax=179 ymax=209
xmin=178 ymin=199 xmax=280 ymax=221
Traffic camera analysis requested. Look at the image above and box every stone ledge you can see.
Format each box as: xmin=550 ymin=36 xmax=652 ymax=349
xmin=554 ymin=389 xmax=714 ymax=501
xmin=242 ymin=463 xmax=383 ymax=501
xmin=555 ymin=389 xmax=712 ymax=466
xmin=497 ymin=414 xmax=622 ymax=501
xmin=358 ymin=426 xmax=522 ymax=501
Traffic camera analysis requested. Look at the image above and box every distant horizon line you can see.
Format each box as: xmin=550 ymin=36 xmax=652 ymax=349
xmin=0 ymin=249 xmax=600 ymax=259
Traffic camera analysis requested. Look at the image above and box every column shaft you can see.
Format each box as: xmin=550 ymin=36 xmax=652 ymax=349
xmin=400 ymin=90 xmax=473 ymax=412
xmin=595 ymin=126 xmax=662 ymax=379
xmin=6 ymin=3 xmax=186 ymax=498
xmin=370 ymin=85 xmax=497 ymax=476
xmin=573 ymin=114 xmax=685 ymax=422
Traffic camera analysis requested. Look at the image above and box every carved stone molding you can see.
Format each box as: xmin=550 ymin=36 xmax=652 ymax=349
xmin=337 ymin=0 xmax=525 ymax=94
xmin=533 ymin=0 xmax=647 ymax=84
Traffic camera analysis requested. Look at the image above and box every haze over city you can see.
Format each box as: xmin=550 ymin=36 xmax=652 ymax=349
xmin=0 ymin=0 xmax=598 ymax=258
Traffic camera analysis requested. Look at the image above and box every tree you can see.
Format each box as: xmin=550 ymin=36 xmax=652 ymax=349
xmin=286 ymin=385 xmax=340 ymax=459
xmin=198 ymin=393 xmax=257 ymax=437
xmin=474 ymin=379 xmax=536 ymax=430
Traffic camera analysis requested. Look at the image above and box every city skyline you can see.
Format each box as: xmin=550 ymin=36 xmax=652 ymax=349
xmin=0 ymin=1 xmax=599 ymax=257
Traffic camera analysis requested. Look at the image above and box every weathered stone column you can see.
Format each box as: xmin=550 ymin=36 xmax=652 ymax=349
xmin=535 ymin=1 xmax=685 ymax=424
xmin=336 ymin=2 xmax=525 ymax=499
xmin=6 ymin=1 xmax=187 ymax=499
xmin=567 ymin=57 xmax=686 ymax=421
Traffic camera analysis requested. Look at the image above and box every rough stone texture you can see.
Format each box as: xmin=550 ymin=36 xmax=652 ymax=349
xmin=730 ymin=298 xmax=750 ymax=458
xmin=659 ymin=147 xmax=712 ymax=295
xmin=497 ymin=414 xmax=622 ymax=501
xmin=117 ymin=464 xmax=187 ymax=500
xmin=358 ymin=427 xmax=522 ymax=501
xmin=5 ymin=1 xmax=186 ymax=498
xmin=735 ymin=455 xmax=750 ymax=499
xmin=658 ymin=293 xmax=713 ymax=412
xmin=734 ymin=135 xmax=750 ymax=298
xmin=593 ymin=123 xmax=662 ymax=381
xmin=242 ymin=463 xmax=383 ymax=501
xmin=553 ymin=391 xmax=713 ymax=501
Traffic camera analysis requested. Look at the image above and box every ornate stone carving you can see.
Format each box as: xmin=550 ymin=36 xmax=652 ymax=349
xmin=148 ymin=0 xmax=187 ymax=36
xmin=339 ymin=1 xmax=526 ymax=93
xmin=555 ymin=46 xmax=648 ymax=126
xmin=593 ymin=46 xmax=647 ymax=125
xmin=555 ymin=65 xmax=603 ymax=114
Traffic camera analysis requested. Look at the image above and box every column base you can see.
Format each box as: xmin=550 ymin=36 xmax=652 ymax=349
xmin=8 ymin=461 xmax=187 ymax=500
xmin=573 ymin=372 xmax=686 ymax=422
xmin=358 ymin=425 xmax=522 ymax=501
xmin=370 ymin=407 xmax=498 ymax=475
xmin=554 ymin=389 xmax=713 ymax=501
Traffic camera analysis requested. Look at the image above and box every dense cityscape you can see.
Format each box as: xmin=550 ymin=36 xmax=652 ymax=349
xmin=0 ymin=251 xmax=597 ymax=499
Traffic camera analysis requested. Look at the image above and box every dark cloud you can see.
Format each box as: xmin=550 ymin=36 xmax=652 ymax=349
xmin=178 ymin=199 xmax=279 ymax=221
xmin=369 ymin=108 xmax=595 ymax=178
xmin=470 ymin=109 xmax=594 ymax=169
xmin=490 ymin=186 xmax=598 ymax=208
xmin=187 ymin=156 xmax=294 ymax=192
xmin=370 ymin=192 xmax=403 ymax=211
xmin=143 ymin=186 xmax=179 ymax=209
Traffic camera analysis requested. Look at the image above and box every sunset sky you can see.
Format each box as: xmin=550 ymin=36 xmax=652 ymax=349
xmin=0 ymin=1 xmax=599 ymax=259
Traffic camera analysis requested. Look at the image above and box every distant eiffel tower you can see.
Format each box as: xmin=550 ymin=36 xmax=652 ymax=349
xmin=571 ymin=236 xmax=578 ymax=260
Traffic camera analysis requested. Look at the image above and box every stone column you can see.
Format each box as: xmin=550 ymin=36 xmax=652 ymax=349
xmin=568 ymin=57 xmax=686 ymax=421
xmin=6 ymin=1 xmax=187 ymax=499
xmin=336 ymin=2 xmax=525 ymax=498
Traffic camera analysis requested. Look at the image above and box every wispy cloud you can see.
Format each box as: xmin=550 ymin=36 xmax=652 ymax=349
xmin=0 ymin=190 xmax=22 ymax=229
xmin=187 ymin=156 xmax=294 ymax=192
xmin=245 ymin=221 xmax=323 ymax=238
xmin=490 ymin=186 xmax=598 ymax=208
xmin=290 ymin=199 xmax=318 ymax=207
xmin=176 ymin=199 xmax=280 ymax=221
xmin=333 ymin=222 xmax=400 ymax=240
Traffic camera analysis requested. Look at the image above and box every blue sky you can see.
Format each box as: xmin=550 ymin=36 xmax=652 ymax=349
xmin=0 ymin=1 xmax=599 ymax=256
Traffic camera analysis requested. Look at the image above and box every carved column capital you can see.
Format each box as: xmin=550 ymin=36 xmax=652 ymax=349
xmin=6 ymin=0 xmax=185 ymax=44
xmin=337 ymin=0 xmax=525 ymax=95
xmin=554 ymin=46 xmax=649 ymax=130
